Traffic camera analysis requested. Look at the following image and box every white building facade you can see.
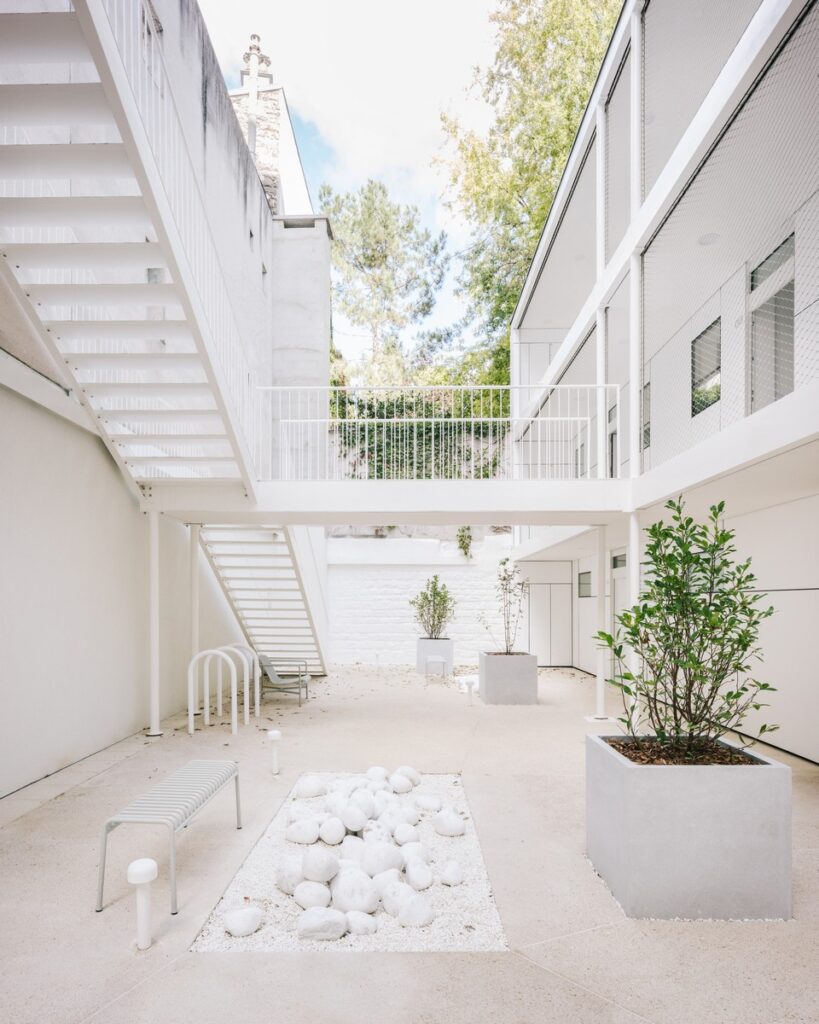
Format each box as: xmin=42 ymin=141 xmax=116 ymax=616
xmin=511 ymin=0 xmax=819 ymax=762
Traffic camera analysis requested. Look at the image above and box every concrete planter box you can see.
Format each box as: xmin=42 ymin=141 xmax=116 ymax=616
xmin=586 ymin=734 xmax=792 ymax=919
xmin=479 ymin=652 xmax=538 ymax=705
xmin=416 ymin=638 xmax=454 ymax=675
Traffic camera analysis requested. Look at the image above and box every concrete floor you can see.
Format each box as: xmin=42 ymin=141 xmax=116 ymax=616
xmin=1 ymin=666 xmax=817 ymax=1024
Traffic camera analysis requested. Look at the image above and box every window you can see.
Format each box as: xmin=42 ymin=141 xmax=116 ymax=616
xmin=612 ymin=553 xmax=626 ymax=569
xmin=608 ymin=430 xmax=618 ymax=477
xmin=749 ymin=235 xmax=795 ymax=413
xmin=642 ymin=382 xmax=651 ymax=449
xmin=574 ymin=441 xmax=586 ymax=478
xmin=578 ymin=571 xmax=592 ymax=598
xmin=691 ymin=318 xmax=721 ymax=416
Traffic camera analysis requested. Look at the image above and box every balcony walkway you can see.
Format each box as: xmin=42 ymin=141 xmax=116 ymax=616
xmin=1 ymin=664 xmax=817 ymax=1024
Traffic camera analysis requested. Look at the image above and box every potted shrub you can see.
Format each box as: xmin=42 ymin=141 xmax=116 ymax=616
xmin=410 ymin=575 xmax=456 ymax=675
xmin=479 ymin=558 xmax=537 ymax=704
xmin=590 ymin=498 xmax=790 ymax=919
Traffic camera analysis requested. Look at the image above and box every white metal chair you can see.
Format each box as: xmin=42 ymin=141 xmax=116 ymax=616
xmin=259 ymin=656 xmax=309 ymax=705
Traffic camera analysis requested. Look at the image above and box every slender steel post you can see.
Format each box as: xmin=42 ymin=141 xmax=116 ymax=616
xmin=147 ymin=510 xmax=162 ymax=736
xmin=594 ymin=525 xmax=608 ymax=719
xmin=189 ymin=523 xmax=200 ymax=661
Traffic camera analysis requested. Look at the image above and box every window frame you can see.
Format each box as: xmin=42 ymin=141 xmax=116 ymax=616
xmin=578 ymin=571 xmax=592 ymax=599
xmin=690 ymin=317 xmax=722 ymax=417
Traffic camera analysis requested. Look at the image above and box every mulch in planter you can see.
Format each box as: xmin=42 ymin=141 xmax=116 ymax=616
xmin=607 ymin=736 xmax=762 ymax=766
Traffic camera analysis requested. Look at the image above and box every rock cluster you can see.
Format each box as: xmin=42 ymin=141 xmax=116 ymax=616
xmin=267 ymin=767 xmax=469 ymax=942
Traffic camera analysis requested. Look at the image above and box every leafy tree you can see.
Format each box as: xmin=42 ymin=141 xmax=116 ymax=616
xmin=597 ymin=499 xmax=777 ymax=761
xmin=410 ymin=575 xmax=456 ymax=639
xmin=319 ymin=179 xmax=449 ymax=357
xmin=442 ymin=0 xmax=620 ymax=360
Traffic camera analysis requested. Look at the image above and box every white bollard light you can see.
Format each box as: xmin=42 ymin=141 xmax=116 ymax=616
xmin=127 ymin=858 xmax=158 ymax=951
xmin=267 ymin=729 xmax=282 ymax=775
xmin=466 ymin=678 xmax=475 ymax=705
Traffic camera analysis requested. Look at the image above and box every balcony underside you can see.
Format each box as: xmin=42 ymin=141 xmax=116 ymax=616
xmin=142 ymin=479 xmax=632 ymax=526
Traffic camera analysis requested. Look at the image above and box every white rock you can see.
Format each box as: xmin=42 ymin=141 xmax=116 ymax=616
xmin=398 ymin=894 xmax=435 ymax=928
xmin=363 ymin=825 xmax=393 ymax=845
xmin=287 ymin=802 xmax=316 ymax=824
xmin=414 ymin=794 xmax=443 ymax=813
xmin=361 ymin=841 xmax=404 ymax=878
xmin=341 ymin=804 xmax=368 ymax=834
xmin=285 ymin=819 xmax=320 ymax=845
xmin=346 ymin=910 xmax=378 ymax=936
xmin=331 ymin=869 xmax=379 ymax=914
xmin=440 ymin=860 xmax=463 ymax=886
xmin=433 ymin=809 xmax=466 ymax=837
xmin=373 ymin=791 xmax=397 ymax=816
xmin=293 ymin=880 xmax=331 ymax=910
xmin=377 ymin=808 xmax=404 ymax=835
xmin=366 ymin=766 xmax=389 ymax=781
xmin=302 ymin=847 xmax=339 ymax=884
xmin=339 ymin=835 xmax=365 ymax=863
xmin=319 ymin=816 xmax=346 ymax=846
xmin=367 ymin=779 xmax=390 ymax=794
xmin=349 ymin=789 xmax=375 ymax=819
xmin=389 ymin=773 xmax=413 ymax=794
xmin=381 ymin=880 xmax=416 ymax=917
xmin=393 ymin=822 xmax=420 ymax=846
xmin=400 ymin=805 xmax=421 ymax=827
xmin=323 ymin=792 xmax=348 ymax=818
xmin=400 ymin=842 xmax=429 ymax=867
xmin=275 ymin=858 xmax=304 ymax=896
xmin=335 ymin=858 xmax=360 ymax=874
xmin=372 ymin=867 xmax=401 ymax=897
xmin=405 ymin=859 xmax=434 ymax=891
xmin=297 ymin=907 xmax=347 ymax=941
xmin=394 ymin=765 xmax=421 ymax=787
xmin=223 ymin=906 xmax=263 ymax=937
xmin=295 ymin=775 xmax=327 ymax=799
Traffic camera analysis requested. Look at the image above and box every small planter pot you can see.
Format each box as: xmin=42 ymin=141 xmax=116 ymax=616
xmin=478 ymin=651 xmax=538 ymax=704
xmin=586 ymin=734 xmax=792 ymax=919
xmin=416 ymin=638 xmax=454 ymax=675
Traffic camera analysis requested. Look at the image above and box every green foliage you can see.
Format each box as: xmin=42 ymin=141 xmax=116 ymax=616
xmin=597 ymin=498 xmax=777 ymax=757
xmin=319 ymin=180 xmax=449 ymax=356
xmin=442 ymin=0 xmax=620 ymax=363
xmin=482 ymin=558 xmax=528 ymax=654
xmin=692 ymin=382 xmax=721 ymax=417
xmin=457 ymin=526 xmax=473 ymax=559
xmin=410 ymin=575 xmax=457 ymax=639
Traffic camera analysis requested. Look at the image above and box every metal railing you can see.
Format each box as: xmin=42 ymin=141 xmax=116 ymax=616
xmin=255 ymin=385 xmax=620 ymax=482
xmin=99 ymin=0 xmax=259 ymax=465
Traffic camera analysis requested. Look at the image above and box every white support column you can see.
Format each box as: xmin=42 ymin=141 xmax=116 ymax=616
xmin=189 ymin=523 xmax=200 ymax=661
xmin=627 ymin=510 xmax=641 ymax=707
xmin=594 ymin=525 xmax=608 ymax=719
xmin=628 ymin=253 xmax=642 ymax=478
xmin=596 ymin=307 xmax=607 ymax=478
xmin=629 ymin=9 xmax=643 ymax=217
xmin=147 ymin=510 xmax=162 ymax=737
xmin=595 ymin=104 xmax=607 ymax=279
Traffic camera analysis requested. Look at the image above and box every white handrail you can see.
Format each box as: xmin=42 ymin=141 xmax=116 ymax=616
xmin=187 ymin=649 xmax=238 ymax=736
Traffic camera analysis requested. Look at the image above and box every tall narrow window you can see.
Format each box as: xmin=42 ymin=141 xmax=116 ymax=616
xmin=691 ymin=319 xmax=721 ymax=416
xmin=749 ymin=234 xmax=795 ymax=413
xmin=578 ymin=571 xmax=592 ymax=598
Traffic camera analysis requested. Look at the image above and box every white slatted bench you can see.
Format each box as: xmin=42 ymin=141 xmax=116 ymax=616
xmin=96 ymin=760 xmax=241 ymax=915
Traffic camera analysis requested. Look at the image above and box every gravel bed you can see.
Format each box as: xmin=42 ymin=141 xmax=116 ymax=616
xmin=192 ymin=771 xmax=507 ymax=952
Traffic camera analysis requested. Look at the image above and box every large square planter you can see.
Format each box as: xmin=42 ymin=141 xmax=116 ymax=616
xmin=586 ymin=734 xmax=792 ymax=919
xmin=479 ymin=652 xmax=538 ymax=704
xmin=416 ymin=638 xmax=454 ymax=675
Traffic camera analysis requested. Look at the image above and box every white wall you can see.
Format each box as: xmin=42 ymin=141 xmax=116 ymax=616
xmin=0 ymin=386 xmax=242 ymax=797
xmin=327 ymin=535 xmax=525 ymax=666
xmin=727 ymin=495 xmax=819 ymax=763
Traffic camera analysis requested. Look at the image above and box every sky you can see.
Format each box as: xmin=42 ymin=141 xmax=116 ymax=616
xmin=197 ymin=0 xmax=498 ymax=362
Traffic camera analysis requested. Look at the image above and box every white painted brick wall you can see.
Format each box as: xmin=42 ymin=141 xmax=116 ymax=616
xmin=327 ymin=537 xmax=525 ymax=666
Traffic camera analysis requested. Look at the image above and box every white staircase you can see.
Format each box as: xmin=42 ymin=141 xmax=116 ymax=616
xmin=0 ymin=3 xmax=256 ymax=496
xmin=0 ymin=3 xmax=328 ymax=680
xmin=200 ymin=526 xmax=327 ymax=676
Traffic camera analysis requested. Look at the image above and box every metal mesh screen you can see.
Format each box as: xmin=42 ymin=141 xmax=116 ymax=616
xmin=642 ymin=0 xmax=763 ymax=197
xmin=642 ymin=1 xmax=819 ymax=469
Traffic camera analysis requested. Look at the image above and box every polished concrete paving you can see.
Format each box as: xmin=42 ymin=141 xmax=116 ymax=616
xmin=1 ymin=666 xmax=817 ymax=1024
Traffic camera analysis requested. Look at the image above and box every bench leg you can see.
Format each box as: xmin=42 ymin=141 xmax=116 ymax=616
xmin=96 ymin=821 xmax=113 ymax=912
xmin=168 ymin=825 xmax=178 ymax=915
xmin=234 ymin=773 xmax=243 ymax=830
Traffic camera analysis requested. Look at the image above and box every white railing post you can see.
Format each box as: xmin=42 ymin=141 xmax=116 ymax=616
xmin=147 ymin=509 xmax=162 ymax=737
